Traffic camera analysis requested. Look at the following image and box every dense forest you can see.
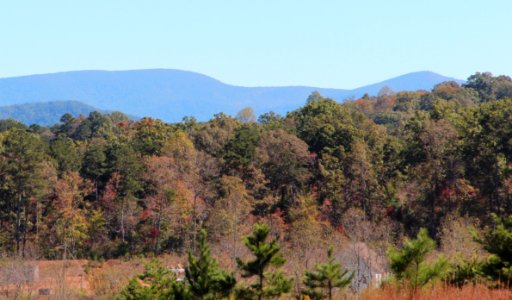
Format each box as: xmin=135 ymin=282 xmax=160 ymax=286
xmin=2 ymin=71 xmax=512 ymax=299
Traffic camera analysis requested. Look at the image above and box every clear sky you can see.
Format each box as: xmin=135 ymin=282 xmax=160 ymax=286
xmin=1 ymin=0 xmax=511 ymax=88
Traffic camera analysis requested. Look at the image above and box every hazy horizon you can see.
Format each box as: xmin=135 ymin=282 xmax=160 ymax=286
xmin=0 ymin=68 xmax=465 ymax=90
xmin=1 ymin=1 xmax=510 ymax=88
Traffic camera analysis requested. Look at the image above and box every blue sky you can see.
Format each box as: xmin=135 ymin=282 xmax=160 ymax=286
xmin=1 ymin=0 xmax=511 ymax=88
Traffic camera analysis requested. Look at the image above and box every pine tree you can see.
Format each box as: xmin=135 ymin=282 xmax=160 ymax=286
xmin=236 ymin=222 xmax=292 ymax=300
xmin=0 ymin=128 xmax=47 ymax=256
xmin=185 ymin=229 xmax=236 ymax=299
xmin=387 ymin=228 xmax=449 ymax=293
xmin=303 ymin=247 xmax=353 ymax=300
xmin=117 ymin=259 xmax=192 ymax=300
xmin=475 ymin=213 xmax=512 ymax=280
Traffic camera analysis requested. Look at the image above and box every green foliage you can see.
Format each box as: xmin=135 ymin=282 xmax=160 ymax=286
xmin=0 ymin=128 xmax=48 ymax=255
xmin=50 ymin=136 xmax=81 ymax=174
xmin=81 ymin=138 xmax=108 ymax=184
xmin=133 ymin=118 xmax=173 ymax=156
xmin=303 ymin=247 xmax=354 ymax=300
xmin=0 ymin=101 xmax=105 ymax=127
xmin=117 ymin=260 xmax=192 ymax=300
xmin=257 ymin=112 xmax=284 ymax=130
xmin=290 ymin=95 xmax=358 ymax=153
xmin=186 ymin=230 xmax=236 ymax=299
xmin=236 ymin=222 xmax=292 ymax=299
xmin=108 ymin=142 xmax=144 ymax=196
xmin=3 ymin=74 xmax=512 ymax=293
xmin=0 ymin=118 xmax=28 ymax=132
xmin=475 ymin=214 xmax=512 ymax=280
xmin=73 ymin=111 xmax=112 ymax=140
xmin=256 ymin=129 xmax=311 ymax=209
xmin=450 ymin=257 xmax=486 ymax=286
xmin=464 ymin=72 xmax=512 ymax=102
xmin=223 ymin=124 xmax=260 ymax=172
xmin=388 ymin=228 xmax=449 ymax=289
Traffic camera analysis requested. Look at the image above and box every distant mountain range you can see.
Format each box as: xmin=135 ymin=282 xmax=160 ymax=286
xmin=0 ymin=101 xmax=107 ymax=126
xmin=0 ymin=69 xmax=463 ymax=125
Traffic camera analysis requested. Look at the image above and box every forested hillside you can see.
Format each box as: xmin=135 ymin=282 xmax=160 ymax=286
xmin=1 ymin=71 xmax=512 ymax=299
xmin=0 ymin=101 xmax=107 ymax=126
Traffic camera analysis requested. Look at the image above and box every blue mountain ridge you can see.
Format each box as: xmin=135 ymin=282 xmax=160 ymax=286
xmin=0 ymin=69 xmax=463 ymax=123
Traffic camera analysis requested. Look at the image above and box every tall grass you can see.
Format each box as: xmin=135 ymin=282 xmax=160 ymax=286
xmin=362 ymin=283 xmax=512 ymax=300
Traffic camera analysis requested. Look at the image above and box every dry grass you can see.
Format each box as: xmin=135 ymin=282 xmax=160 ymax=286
xmin=361 ymin=284 xmax=512 ymax=300
xmin=0 ymin=255 xmax=186 ymax=299
xmin=87 ymin=254 xmax=185 ymax=299
xmin=0 ymin=259 xmax=92 ymax=299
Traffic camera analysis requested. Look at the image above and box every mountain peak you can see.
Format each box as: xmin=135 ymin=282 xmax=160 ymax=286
xmin=0 ymin=69 xmax=463 ymax=123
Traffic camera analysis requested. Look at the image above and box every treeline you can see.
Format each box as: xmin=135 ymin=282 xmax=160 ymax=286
xmin=1 ymin=72 xmax=512 ymax=281
xmin=118 ymin=223 xmax=353 ymax=300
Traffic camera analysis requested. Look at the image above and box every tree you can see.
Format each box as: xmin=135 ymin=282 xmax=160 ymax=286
xmin=186 ymin=230 xmax=236 ymax=299
xmin=344 ymin=140 xmax=381 ymax=218
xmin=475 ymin=213 xmax=512 ymax=280
xmin=0 ymin=119 xmax=27 ymax=132
xmin=161 ymin=130 xmax=197 ymax=174
xmin=307 ymin=91 xmax=323 ymax=103
xmin=132 ymin=118 xmax=173 ymax=156
xmin=303 ymin=247 xmax=353 ymax=300
xmin=49 ymin=171 xmax=90 ymax=259
xmin=0 ymin=128 xmax=47 ymax=256
xmin=223 ymin=125 xmax=260 ymax=174
xmin=401 ymin=117 xmax=460 ymax=234
xmin=236 ymin=223 xmax=292 ymax=300
xmin=387 ymin=228 xmax=449 ymax=293
xmin=289 ymin=96 xmax=357 ymax=154
xmin=144 ymin=156 xmax=177 ymax=254
xmin=464 ymin=72 xmax=512 ymax=102
xmin=118 ymin=259 xmax=192 ymax=300
xmin=287 ymin=194 xmax=326 ymax=272
xmin=192 ymin=113 xmax=239 ymax=157
xmin=256 ymin=129 xmax=311 ymax=210
xmin=236 ymin=107 xmax=257 ymax=124
xmin=86 ymin=209 xmax=109 ymax=257
xmin=50 ymin=136 xmax=81 ymax=175
xmin=108 ymin=142 xmax=144 ymax=198
xmin=462 ymin=99 xmax=512 ymax=215
xmin=73 ymin=111 xmax=111 ymax=140
xmin=257 ymin=112 xmax=283 ymax=130
xmin=207 ymin=175 xmax=252 ymax=262
xmin=81 ymin=138 xmax=108 ymax=201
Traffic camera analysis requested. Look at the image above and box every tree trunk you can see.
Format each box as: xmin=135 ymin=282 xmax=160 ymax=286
xmin=22 ymin=206 xmax=27 ymax=258
xmin=192 ymin=194 xmax=197 ymax=252
xmin=15 ymin=193 xmax=21 ymax=256
xmin=95 ymin=179 xmax=99 ymax=202
xmin=121 ymin=198 xmax=126 ymax=242
xmin=154 ymin=201 xmax=162 ymax=255
xmin=258 ymin=269 xmax=263 ymax=300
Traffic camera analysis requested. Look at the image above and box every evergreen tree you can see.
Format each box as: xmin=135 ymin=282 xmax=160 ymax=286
xmin=0 ymin=128 xmax=47 ymax=256
xmin=236 ymin=222 xmax=292 ymax=300
xmin=185 ymin=229 xmax=236 ymax=299
xmin=118 ymin=259 xmax=192 ymax=300
xmin=81 ymin=138 xmax=108 ymax=201
xmin=223 ymin=125 xmax=260 ymax=174
xmin=50 ymin=136 xmax=81 ymax=175
xmin=475 ymin=213 xmax=512 ymax=280
xmin=387 ymin=228 xmax=449 ymax=292
xmin=303 ymin=247 xmax=353 ymax=300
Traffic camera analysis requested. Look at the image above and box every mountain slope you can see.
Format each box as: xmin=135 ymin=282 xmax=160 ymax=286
xmin=0 ymin=69 xmax=462 ymax=122
xmin=0 ymin=101 xmax=106 ymax=126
